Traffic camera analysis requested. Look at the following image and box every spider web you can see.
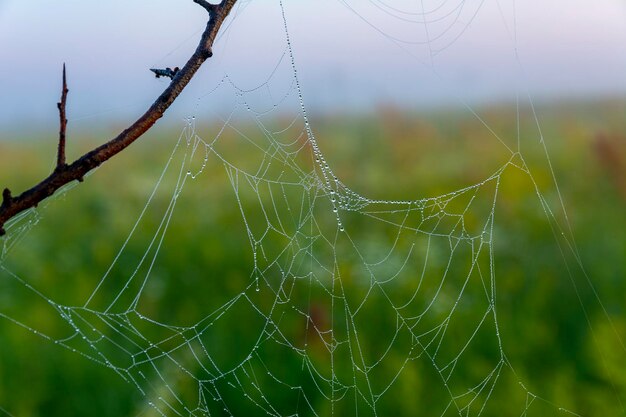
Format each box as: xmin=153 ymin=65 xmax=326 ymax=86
xmin=0 ymin=1 xmax=624 ymax=416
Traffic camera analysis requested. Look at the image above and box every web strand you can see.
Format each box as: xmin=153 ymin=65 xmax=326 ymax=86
xmin=0 ymin=1 xmax=623 ymax=416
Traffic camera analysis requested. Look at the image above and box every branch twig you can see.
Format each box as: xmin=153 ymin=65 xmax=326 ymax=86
xmin=56 ymin=63 xmax=68 ymax=169
xmin=193 ymin=0 xmax=219 ymax=14
xmin=0 ymin=0 xmax=238 ymax=236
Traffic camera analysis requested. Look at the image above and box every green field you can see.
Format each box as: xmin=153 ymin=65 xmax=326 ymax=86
xmin=0 ymin=99 xmax=625 ymax=416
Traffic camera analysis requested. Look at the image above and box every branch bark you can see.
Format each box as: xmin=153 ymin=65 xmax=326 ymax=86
xmin=0 ymin=0 xmax=238 ymax=236
xmin=57 ymin=63 xmax=69 ymax=169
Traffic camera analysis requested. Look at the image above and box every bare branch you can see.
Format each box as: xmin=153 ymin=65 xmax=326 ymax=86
xmin=56 ymin=63 xmax=69 ymax=169
xmin=193 ymin=0 xmax=219 ymax=14
xmin=0 ymin=0 xmax=238 ymax=236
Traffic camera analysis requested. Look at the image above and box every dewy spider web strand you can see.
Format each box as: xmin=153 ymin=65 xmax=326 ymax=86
xmin=0 ymin=0 xmax=622 ymax=416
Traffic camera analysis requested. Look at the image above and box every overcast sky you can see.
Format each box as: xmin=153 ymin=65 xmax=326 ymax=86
xmin=0 ymin=0 xmax=625 ymax=132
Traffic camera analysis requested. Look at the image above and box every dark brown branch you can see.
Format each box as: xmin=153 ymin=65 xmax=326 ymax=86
xmin=0 ymin=0 xmax=238 ymax=236
xmin=56 ymin=63 xmax=68 ymax=169
xmin=193 ymin=0 xmax=219 ymax=14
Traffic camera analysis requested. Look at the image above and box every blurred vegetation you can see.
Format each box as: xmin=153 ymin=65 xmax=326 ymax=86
xmin=0 ymin=99 xmax=624 ymax=416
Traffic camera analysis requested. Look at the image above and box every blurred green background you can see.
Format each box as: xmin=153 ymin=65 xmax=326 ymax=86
xmin=0 ymin=99 xmax=625 ymax=416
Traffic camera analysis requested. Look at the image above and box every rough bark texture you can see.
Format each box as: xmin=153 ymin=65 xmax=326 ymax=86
xmin=0 ymin=0 xmax=238 ymax=235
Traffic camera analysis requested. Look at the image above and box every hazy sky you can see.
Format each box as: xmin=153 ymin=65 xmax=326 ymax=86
xmin=0 ymin=0 xmax=625 ymax=131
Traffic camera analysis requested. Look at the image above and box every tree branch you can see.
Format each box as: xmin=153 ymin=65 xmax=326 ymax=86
xmin=193 ymin=0 xmax=219 ymax=14
xmin=0 ymin=0 xmax=238 ymax=236
xmin=56 ymin=63 xmax=69 ymax=169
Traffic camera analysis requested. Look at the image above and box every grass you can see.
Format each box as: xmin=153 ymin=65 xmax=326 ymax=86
xmin=0 ymin=98 xmax=625 ymax=416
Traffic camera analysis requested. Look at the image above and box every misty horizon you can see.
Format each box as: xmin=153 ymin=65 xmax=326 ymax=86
xmin=1 ymin=0 xmax=625 ymax=133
